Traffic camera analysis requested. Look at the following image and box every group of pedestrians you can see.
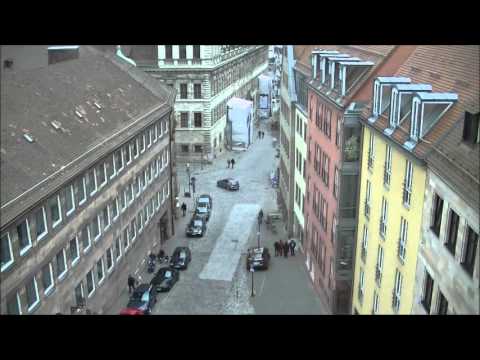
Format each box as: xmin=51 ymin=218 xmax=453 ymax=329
xmin=227 ymin=158 xmax=236 ymax=169
xmin=274 ymin=239 xmax=296 ymax=258
xmin=258 ymin=130 xmax=265 ymax=139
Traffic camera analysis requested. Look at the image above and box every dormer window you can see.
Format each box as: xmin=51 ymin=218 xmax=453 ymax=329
xmin=388 ymin=83 xmax=432 ymax=129
xmin=409 ymin=92 xmax=458 ymax=141
xmin=462 ymin=111 xmax=480 ymax=145
xmin=339 ymin=60 xmax=374 ymax=96
xmin=372 ymin=77 xmax=411 ymax=117
xmin=329 ymin=57 xmax=361 ymax=90
xmin=322 ymin=54 xmax=349 ymax=84
xmin=311 ymin=50 xmax=339 ymax=80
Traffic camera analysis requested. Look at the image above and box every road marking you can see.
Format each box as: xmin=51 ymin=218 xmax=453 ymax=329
xmin=134 ymin=268 xmax=139 ymax=275
xmin=141 ymin=259 xmax=145 ymax=265
xmin=259 ymin=273 xmax=266 ymax=296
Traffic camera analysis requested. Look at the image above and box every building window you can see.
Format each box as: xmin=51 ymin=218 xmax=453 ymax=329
xmin=1 ymin=232 xmax=14 ymax=271
xmin=42 ymin=263 xmax=54 ymax=295
xmin=97 ymin=258 xmax=105 ymax=285
xmin=139 ymin=133 xmax=146 ymax=153
xmin=445 ymin=209 xmax=459 ymax=255
xmin=144 ymin=204 xmax=150 ymax=225
xmin=194 ymin=145 xmax=203 ymax=153
xmin=179 ymin=45 xmax=187 ymax=59
xmin=111 ymin=197 xmax=119 ymax=221
xmin=86 ymin=269 xmax=95 ymax=297
xmin=335 ymin=116 xmax=341 ymax=148
xmin=74 ymin=282 xmax=85 ymax=307
xmin=422 ymin=270 xmax=434 ymax=313
xmin=81 ymin=225 xmax=91 ymax=253
xmin=462 ymin=111 xmax=480 ymax=144
xmin=333 ymin=166 xmax=339 ymax=199
xmin=115 ymin=236 xmax=122 ymax=261
xmin=180 ymin=83 xmax=188 ymax=99
xmin=115 ymin=149 xmax=124 ymax=173
xmin=124 ymin=144 xmax=132 ymax=164
xmin=17 ymin=218 xmax=32 ymax=255
xmin=136 ymin=212 xmax=143 ymax=235
xmin=75 ymin=176 xmax=87 ymax=205
xmin=156 ymin=120 xmax=163 ymax=138
xmin=368 ymin=132 xmax=375 ymax=170
xmin=461 ymin=225 xmax=478 ymax=277
xmin=102 ymin=206 xmax=110 ymax=231
xmin=194 ymin=112 xmax=202 ymax=127
xmin=131 ymin=138 xmax=139 ymax=159
xmin=50 ymin=195 xmax=62 ymax=228
xmin=92 ymin=214 xmax=101 ymax=242
xmin=106 ymin=247 xmax=114 ymax=272
xmin=372 ymin=291 xmax=379 ymax=314
xmin=153 ymin=160 xmax=158 ymax=178
xmin=120 ymin=187 xmax=127 ymax=210
xmin=321 ymin=153 xmax=329 ymax=187
xmin=436 ymin=290 xmax=449 ymax=315
xmin=26 ymin=276 xmax=40 ymax=312
xmin=358 ymin=268 xmax=365 ymax=305
xmin=398 ymin=217 xmax=408 ymax=264
xmin=65 ymin=184 xmax=76 ymax=216
xmin=147 ymin=127 xmax=153 ymax=148
xmin=380 ymin=197 xmax=388 ymax=238
xmin=96 ymin=163 xmax=107 ymax=189
xmin=361 ymin=225 xmax=368 ymax=263
xmin=193 ymin=45 xmax=201 ymax=60
xmin=56 ymin=248 xmax=67 ymax=280
xmin=392 ymin=269 xmax=403 ymax=313
xmin=430 ymin=193 xmax=444 ymax=237
xmin=365 ymin=180 xmax=371 ymax=219
xmin=180 ymin=112 xmax=189 ymax=127
xmin=70 ymin=236 xmax=80 ymax=266
xmin=194 ymin=83 xmax=202 ymax=99
xmin=384 ymin=145 xmax=392 ymax=187
xmin=375 ymin=245 xmax=384 ymax=286
xmin=403 ymin=160 xmax=413 ymax=207
xmin=130 ymin=219 xmax=137 ymax=243
xmin=35 ymin=206 xmax=48 ymax=241
xmin=181 ymin=145 xmax=189 ymax=153
xmin=7 ymin=293 xmax=22 ymax=315
xmin=165 ymin=45 xmax=173 ymax=60
xmin=106 ymin=154 xmax=115 ymax=180
xmin=331 ymin=215 xmax=337 ymax=244
xmin=86 ymin=168 xmax=97 ymax=196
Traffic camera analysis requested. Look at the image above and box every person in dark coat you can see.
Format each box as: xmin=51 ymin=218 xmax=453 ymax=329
xmin=289 ymin=239 xmax=296 ymax=256
xmin=181 ymin=202 xmax=187 ymax=216
xmin=274 ymin=241 xmax=279 ymax=256
xmin=283 ymin=241 xmax=289 ymax=258
xmin=128 ymin=274 xmax=136 ymax=293
xmin=231 ymin=158 xmax=235 ymax=168
xmin=278 ymin=240 xmax=284 ymax=257
xmin=258 ymin=130 xmax=261 ymax=139
xmin=227 ymin=159 xmax=231 ymax=168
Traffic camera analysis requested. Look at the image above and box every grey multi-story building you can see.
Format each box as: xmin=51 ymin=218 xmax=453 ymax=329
xmin=0 ymin=46 xmax=176 ymax=314
xmin=412 ymin=112 xmax=479 ymax=315
xmin=124 ymin=45 xmax=268 ymax=162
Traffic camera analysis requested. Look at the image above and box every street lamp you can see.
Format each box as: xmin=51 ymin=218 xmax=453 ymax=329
xmin=257 ymin=231 xmax=260 ymax=249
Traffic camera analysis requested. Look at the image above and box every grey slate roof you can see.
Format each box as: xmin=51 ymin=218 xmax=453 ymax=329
xmin=425 ymin=116 xmax=480 ymax=211
xmin=0 ymin=46 xmax=175 ymax=226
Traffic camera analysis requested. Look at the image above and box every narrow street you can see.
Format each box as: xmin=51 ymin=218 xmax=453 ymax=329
xmin=107 ymin=114 xmax=328 ymax=315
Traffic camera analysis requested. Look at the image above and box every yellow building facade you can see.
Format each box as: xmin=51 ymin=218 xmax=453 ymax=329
xmin=352 ymin=125 xmax=426 ymax=314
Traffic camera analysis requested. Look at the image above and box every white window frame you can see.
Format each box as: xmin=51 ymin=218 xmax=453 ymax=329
xmin=88 ymin=168 xmax=98 ymax=196
xmin=410 ymin=97 xmax=421 ymax=141
xmin=362 ymin=225 xmax=368 ymax=257
xmin=102 ymin=205 xmax=111 ymax=231
xmin=132 ymin=138 xmax=139 ymax=159
xmin=153 ymin=159 xmax=159 ymax=178
xmin=147 ymin=127 xmax=153 ymax=148
xmin=124 ymin=144 xmax=132 ymax=166
xmin=86 ymin=270 xmax=96 ymax=298
xmin=399 ymin=217 xmax=408 ymax=263
xmin=365 ymin=180 xmax=371 ymax=219
xmin=111 ymin=197 xmax=120 ymax=222
xmin=43 ymin=262 xmax=55 ymax=296
xmin=129 ymin=183 xmax=135 ymax=205
xmin=150 ymin=197 xmax=155 ymax=215
xmin=165 ymin=148 xmax=169 ymax=166
xmin=36 ymin=206 xmax=48 ymax=241
xmin=373 ymin=291 xmax=379 ymax=314
xmin=138 ymin=212 xmax=144 ymax=234
xmin=78 ymin=176 xmax=87 ymax=205
xmin=71 ymin=235 xmax=80 ymax=267
xmin=109 ymin=154 xmax=116 ymax=180
xmin=404 ymin=160 xmax=413 ymax=207
xmin=93 ymin=214 xmax=102 ymax=242
xmin=368 ymin=132 xmax=375 ymax=167
xmin=9 ymin=292 xmax=23 ymax=315
xmin=123 ymin=226 xmax=130 ymax=252
xmin=26 ymin=276 xmax=40 ymax=313
xmin=115 ymin=236 xmax=122 ymax=261
xmin=97 ymin=258 xmax=105 ymax=285
xmin=380 ymin=197 xmax=388 ymax=237
xmin=143 ymin=169 xmax=148 ymax=190
xmin=393 ymin=269 xmax=403 ymax=312
xmin=82 ymin=225 xmax=92 ymax=254
xmin=130 ymin=219 xmax=137 ymax=243
xmin=66 ymin=184 xmax=76 ymax=216
xmin=144 ymin=204 xmax=150 ymax=225
xmin=116 ymin=149 xmax=124 ymax=174
xmin=384 ymin=145 xmax=392 ymax=186
xmin=1 ymin=232 xmax=14 ymax=272
xmin=157 ymin=121 xmax=162 ymax=139
xmin=150 ymin=162 xmax=155 ymax=183
xmin=376 ymin=245 xmax=384 ymax=284
xmin=57 ymin=248 xmax=68 ymax=281
xmin=140 ymin=133 xmax=146 ymax=154
xmin=166 ymin=181 xmax=170 ymax=198
xmin=164 ymin=119 xmax=169 ymax=134
xmin=18 ymin=218 xmax=33 ymax=256
xmin=153 ymin=123 xmax=158 ymax=143
xmin=97 ymin=163 xmax=107 ymax=189
xmin=106 ymin=247 xmax=114 ymax=273
xmin=120 ymin=188 xmax=127 ymax=212
xmin=156 ymin=191 xmax=161 ymax=210
xmin=162 ymin=185 xmax=166 ymax=204
xmin=136 ymin=175 xmax=142 ymax=196
xmin=51 ymin=195 xmax=63 ymax=229
xmin=359 ymin=268 xmax=365 ymax=303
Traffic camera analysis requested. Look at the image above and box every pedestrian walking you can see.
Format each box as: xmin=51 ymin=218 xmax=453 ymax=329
xmin=278 ymin=240 xmax=284 ymax=257
xmin=227 ymin=159 xmax=231 ymax=168
xmin=258 ymin=209 xmax=264 ymax=223
xmin=261 ymin=131 xmax=265 ymax=139
xmin=127 ymin=274 xmax=136 ymax=293
xmin=289 ymin=239 xmax=296 ymax=256
xmin=258 ymin=130 xmax=261 ymax=139
xmin=231 ymin=158 xmax=235 ymax=169
xmin=283 ymin=241 xmax=289 ymax=258
xmin=181 ymin=202 xmax=187 ymax=217
xmin=274 ymin=241 xmax=279 ymax=256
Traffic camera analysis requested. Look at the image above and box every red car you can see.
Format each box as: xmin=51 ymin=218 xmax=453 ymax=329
xmin=119 ymin=307 xmax=144 ymax=315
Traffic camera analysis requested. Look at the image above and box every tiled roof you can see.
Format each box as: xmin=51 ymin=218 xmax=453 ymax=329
xmin=362 ymin=45 xmax=480 ymax=160
xmin=0 ymin=46 xmax=174 ymax=217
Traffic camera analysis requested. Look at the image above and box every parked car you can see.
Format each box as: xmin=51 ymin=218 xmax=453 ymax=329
xmin=217 ymin=178 xmax=240 ymax=191
xmin=246 ymin=247 xmax=271 ymax=271
xmin=150 ymin=267 xmax=179 ymax=292
xmin=170 ymin=247 xmax=192 ymax=270
xmin=186 ymin=217 xmax=207 ymax=237
xmin=120 ymin=284 xmax=157 ymax=315
xmin=197 ymin=194 xmax=213 ymax=210
xmin=194 ymin=206 xmax=210 ymax=222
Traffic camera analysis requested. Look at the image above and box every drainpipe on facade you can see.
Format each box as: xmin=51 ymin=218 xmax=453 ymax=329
xmin=116 ymin=46 xmax=137 ymax=67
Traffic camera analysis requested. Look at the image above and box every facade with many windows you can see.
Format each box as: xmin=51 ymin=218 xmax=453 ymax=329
xmin=352 ymin=46 xmax=477 ymax=314
xmin=125 ymin=45 xmax=268 ymax=162
xmin=0 ymin=46 xmax=176 ymax=314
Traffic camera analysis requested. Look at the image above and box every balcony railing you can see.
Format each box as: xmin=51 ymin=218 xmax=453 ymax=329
xmin=164 ymin=59 xmax=174 ymax=64
xmin=178 ymin=59 xmax=188 ymax=65
xmin=192 ymin=58 xmax=202 ymax=65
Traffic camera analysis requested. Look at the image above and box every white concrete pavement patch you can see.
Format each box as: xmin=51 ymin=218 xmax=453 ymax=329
xmin=199 ymin=203 xmax=261 ymax=282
